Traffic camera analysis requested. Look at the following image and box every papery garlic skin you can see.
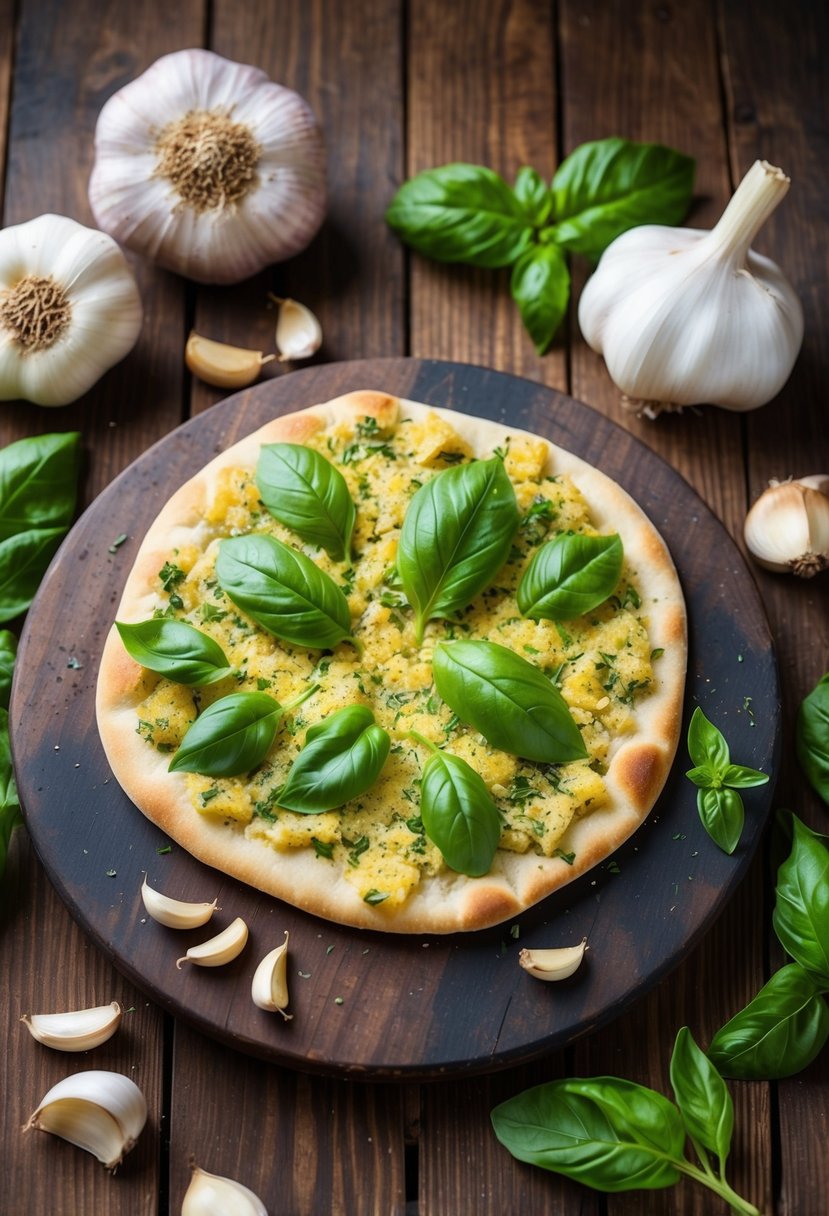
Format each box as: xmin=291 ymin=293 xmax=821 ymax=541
xmin=89 ymin=49 xmax=326 ymax=285
xmin=21 ymin=1002 xmax=122 ymax=1052
xmin=0 ymin=214 xmax=142 ymax=406
xmin=744 ymin=477 xmax=829 ymax=577
xmin=24 ymin=1070 xmax=147 ymax=1170
xmin=182 ymin=1165 xmax=269 ymax=1216
xmin=579 ymin=161 xmax=803 ymax=413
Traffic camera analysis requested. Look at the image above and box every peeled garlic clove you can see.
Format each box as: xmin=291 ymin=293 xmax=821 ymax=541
xmin=141 ymin=874 xmax=218 ymax=929
xmin=183 ymin=1165 xmax=269 ymax=1216
xmin=251 ymin=931 xmax=293 ymax=1019
xmin=21 ymin=1002 xmax=122 ymax=1052
xmin=271 ymin=295 xmax=322 ymax=362
xmin=176 ymin=917 xmax=248 ymax=969
xmin=519 ymin=938 xmax=588 ymax=982
xmin=185 ymin=332 xmax=275 ymax=389
xmin=24 ymin=1070 xmax=147 ymax=1170
xmin=744 ymin=478 xmax=829 ymax=577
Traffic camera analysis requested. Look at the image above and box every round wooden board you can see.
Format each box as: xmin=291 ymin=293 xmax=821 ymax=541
xmin=12 ymin=358 xmax=779 ymax=1081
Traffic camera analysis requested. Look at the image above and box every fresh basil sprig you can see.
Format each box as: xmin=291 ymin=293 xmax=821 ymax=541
xmin=796 ymin=673 xmax=829 ymax=805
xmin=386 ymin=138 xmax=694 ymax=352
xmin=256 ymin=443 xmax=356 ymax=562
xmin=398 ymin=457 xmax=519 ymax=643
xmin=433 ymin=640 xmax=587 ymax=764
xmin=170 ymin=686 xmax=317 ymax=777
xmin=116 ymin=619 xmax=233 ymax=686
xmin=411 ymin=732 xmax=501 ymax=876
xmin=216 ymin=535 xmax=356 ymax=651
xmin=278 ymin=705 xmax=390 ymax=813
xmin=517 ymin=532 xmax=623 ymax=621
xmin=685 ymin=707 xmax=768 ymax=854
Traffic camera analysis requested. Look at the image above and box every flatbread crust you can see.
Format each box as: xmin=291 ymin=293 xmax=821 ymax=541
xmin=96 ymin=390 xmax=686 ymax=933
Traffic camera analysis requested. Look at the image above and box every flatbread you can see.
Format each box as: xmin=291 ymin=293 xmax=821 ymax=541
xmin=96 ymin=390 xmax=686 ymax=933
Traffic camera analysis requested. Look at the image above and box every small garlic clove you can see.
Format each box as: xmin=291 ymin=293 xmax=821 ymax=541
xmin=182 ymin=1165 xmax=269 ymax=1215
xmin=185 ymin=332 xmax=275 ymax=389
xmin=251 ymin=931 xmax=293 ymax=1019
xmin=519 ymin=938 xmax=588 ymax=982
xmin=24 ymin=1070 xmax=147 ymax=1170
xmin=271 ymin=295 xmax=322 ymax=362
xmin=176 ymin=916 xmax=249 ymax=969
xmin=21 ymin=1002 xmax=122 ymax=1052
xmin=141 ymin=874 xmax=218 ymax=929
xmin=744 ymin=479 xmax=829 ymax=577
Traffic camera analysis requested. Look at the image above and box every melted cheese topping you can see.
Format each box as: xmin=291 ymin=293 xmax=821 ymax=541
xmin=134 ymin=412 xmax=656 ymax=908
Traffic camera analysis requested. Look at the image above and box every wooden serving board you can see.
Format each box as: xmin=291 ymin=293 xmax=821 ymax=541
xmin=12 ymin=358 xmax=779 ymax=1080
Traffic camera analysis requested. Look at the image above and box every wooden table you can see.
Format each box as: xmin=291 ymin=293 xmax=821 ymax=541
xmin=2 ymin=2 xmax=826 ymax=1212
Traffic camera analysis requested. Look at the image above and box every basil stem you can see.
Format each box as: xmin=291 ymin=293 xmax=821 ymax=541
xmin=398 ymin=457 xmax=519 ymax=643
xmin=256 ymin=442 xmax=356 ymax=562
xmin=685 ymin=707 xmax=768 ymax=854
xmin=433 ymin=639 xmax=586 ymax=764
xmin=278 ymin=705 xmax=390 ymax=813
xmin=170 ymin=686 xmax=317 ymax=777
xmin=410 ymin=731 xmax=501 ymax=877
xmin=772 ymin=813 xmax=829 ymax=987
xmin=796 ymin=672 xmax=829 ymax=805
xmin=116 ymin=619 xmax=233 ymax=686
xmin=216 ymin=534 xmax=356 ymax=651
xmin=517 ymin=532 xmax=623 ymax=621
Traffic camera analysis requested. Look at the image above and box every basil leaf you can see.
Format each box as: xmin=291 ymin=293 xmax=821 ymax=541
xmin=491 ymin=1077 xmax=685 ymax=1190
xmin=433 ymin=639 xmax=587 ymax=763
xmin=256 ymin=443 xmax=355 ymax=562
xmin=278 ymin=705 xmax=390 ymax=813
xmin=116 ymin=619 xmax=233 ymax=686
xmin=772 ymin=813 xmax=829 ymax=986
xmin=708 ymin=964 xmax=829 ymax=1080
xmin=385 ymin=163 xmax=534 ymax=268
xmin=513 ymin=166 xmax=553 ymax=226
xmin=0 ymin=527 xmax=67 ymax=623
xmin=697 ymin=787 xmax=744 ymax=855
xmin=721 ymin=763 xmax=770 ymax=789
xmin=0 ymin=708 xmax=21 ymax=877
xmin=517 ymin=533 xmax=623 ymax=620
xmin=687 ymin=706 xmax=730 ymax=771
xmin=0 ymin=431 xmax=80 ymax=540
xmin=509 ymin=244 xmax=570 ymax=354
xmin=216 ymin=535 xmax=354 ymax=651
xmin=398 ymin=458 xmax=519 ymax=642
xmin=549 ymin=138 xmax=695 ymax=261
xmin=670 ymin=1027 xmax=733 ymax=1167
xmin=797 ymin=673 xmax=829 ymax=804
xmin=0 ymin=630 xmax=17 ymax=708
xmin=685 ymin=764 xmax=716 ymax=788
xmin=419 ymin=747 xmax=501 ymax=876
xmin=170 ymin=691 xmax=292 ymax=777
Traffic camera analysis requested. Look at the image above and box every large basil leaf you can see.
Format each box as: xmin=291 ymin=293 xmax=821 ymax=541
xmin=772 ymin=813 xmax=829 ymax=986
xmin=116 ymin=619 xmax=233 ymax=686
xmin=517 ymin=532 xmax=623 ymax=620
xmin=0 ymin=708 xmax=21 ymax=877
xmin=216 ymin=535 xmax=354 ymax=651
xmin=170 ymin=691 xmax=298 ymax=777
xmin=278 ymin=705 xmax=390 ymax=813
xmin=548 ymin=138 xmax=695 ymax=261
xmin=0 ymin=527 xmax=67 ymax=623
xmin=398 ymin=458 xmax=519 ymax=642
xmin=433 ymin=640 xmax=587 ymax=763
xmin=0 ymin=630 xmax=17 ymax=708
xmin=491 ymin=1077 xmax=685 ymax=1190
xmin=696 ymin=787 xmax=744 ymax=856
xmin=0 ymin=431 xmax=80 ymax=540
xmin=385 ymin=163 xmax=534 ymax=268
xmin=708 ymin=964 xmax=829 ymax=1080
xmin=418 ymin=744 xmax=501 ymax=876
xmin=256 ymin=443 xmax=356 ymax=562
xmin=509 ymin=243 xmax=570 ymax=354
xmin=670 ymin=1027 xmax=733 ymax=1167
xmin=796 ymin=673 xmax=829 ymax=804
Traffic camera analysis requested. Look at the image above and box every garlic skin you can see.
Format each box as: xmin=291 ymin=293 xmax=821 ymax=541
xmin=271 ymin=296 xmax=322 ymax=362
xmin=182 ymin=1165 xmax=269 ymax=1216
xmin=519 ymin=939 xmax=587 ymax=981
xmin=744 ymin=477 xmax=829 ymax=577
xmin=578 ymin=161 xmax=803 ymax=413
xmin=24 ymin=1070 xmax=147 ymax=1170
xmin=251 ymin=932 xmax=292 ymax=1019
xmin=176 ymin=916 xmax=248 ymax=969
xmin=21 ymin=1002 xmax=122 ymax=1052
xmin=89 ymin=49 xmax=326 ymax=285
xmin=0 ymin=214 xmax=142 ymax=406
xmin=141 ymin=874 xmax=218 ymax=929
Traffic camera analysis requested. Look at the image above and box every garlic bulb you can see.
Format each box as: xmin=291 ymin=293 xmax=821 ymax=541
xmin=89 ymin=49 xmax=326 ymax=285
xmin=21 ymin=1002 xmax=122 ymax=1051
xmin=744 ymin=476 xmax=829 ymax=576
xmin=578 ymin=161 xmax=803 ymax=414
xmin=0 ymin=214 xmax=142 ymax=406
xmin=24 ymin=1070 xmax=147 ymax=1170
xmin=182 ymin=1165 xmax=269 ymax=1216
xmin=271 ymin=296 xmax=322 ymax=362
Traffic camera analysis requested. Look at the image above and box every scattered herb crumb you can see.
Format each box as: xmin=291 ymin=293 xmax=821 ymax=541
xmin=672 ymin=832 xmax=686 ymax=841
xmin=108 ymin=533 xmax=128 ymax=554
xmin=737 ymin=653 xmax=744 ymax=663
xmin=106 ymin=868 xmax=117 ymax=877
xmin=334 ymin=996 xmax=344 ymax=1005
xmin=298 ymin=970 xmax=311 ymax=979
xmin=66 ymin=656 xmax=82 ymax=669
xmin=606 ymin=861 xmax=621 ymax=874
xmin=125 ymin=1006 xmax=136 ymax=1014
xmin=510 ymin=924 xmax=520 ymax=940
xmin=326 ymin=944 xmax=335 ymax=955
xmin=156 ymin=844 xmax=172 ymax=855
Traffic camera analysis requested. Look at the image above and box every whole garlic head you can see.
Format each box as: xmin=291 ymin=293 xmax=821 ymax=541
xmin=89 ymin=49 xmax=326 ymax=284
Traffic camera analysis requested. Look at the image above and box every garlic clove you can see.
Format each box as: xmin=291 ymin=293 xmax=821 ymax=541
xmin=141 ymin=874 xmax=218 ymax=929
xmin=21 ymin=1002 xmax=122 ymax=1052
xmin=176 ymin=917 xmax=249 ymax=969
xmin=24 ymin=1070 xmax=147 ymax=1170
xmin=185 ymin=332 xmax=275 ymax=389
xmin=182 ymin=1165 xmax=269 ymax=1216
xmin=270 ymin=295 xmax=322 ymax=362
xmin=518 ymin=938 xmax=588 ymax=982
xmin=744 ymin=478 xmax=829 ymax=577
xmin=251 ymin=931 xmax=293 ymax=1019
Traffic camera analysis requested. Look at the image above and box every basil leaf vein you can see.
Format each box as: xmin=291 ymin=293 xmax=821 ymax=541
xmin=278 ymin=705 xmax=390 ymax=813
xmin=517 ymin=532 xmax=623 ymax=620
xmin=116 ymin=619 xmax=233 ymax=686
xmin=256 ymin=442 xmax=356 ymax=561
